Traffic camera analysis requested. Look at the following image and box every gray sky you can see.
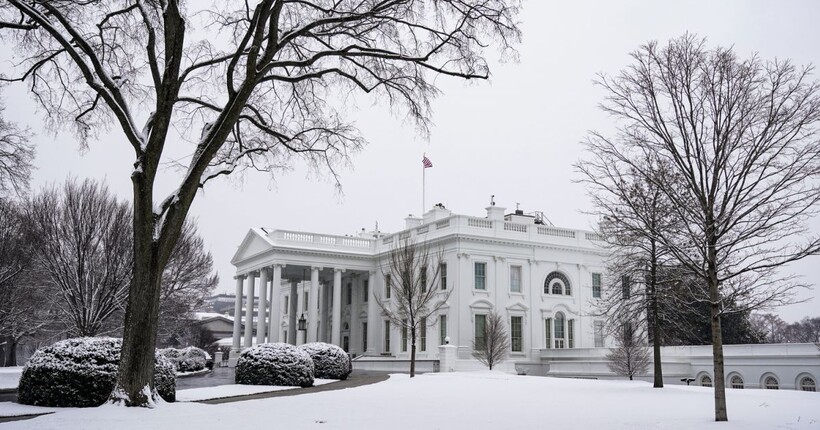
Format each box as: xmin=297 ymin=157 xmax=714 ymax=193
xmin=3 ymin=0 xmax=819 ymax=322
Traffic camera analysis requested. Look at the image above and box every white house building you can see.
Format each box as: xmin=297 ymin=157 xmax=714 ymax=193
xmin=229 ymin=203 xmax=820 ymax=391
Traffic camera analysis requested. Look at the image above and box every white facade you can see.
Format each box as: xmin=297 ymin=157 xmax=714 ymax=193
xmin=230 ymin=204 xmax=608 ymax=364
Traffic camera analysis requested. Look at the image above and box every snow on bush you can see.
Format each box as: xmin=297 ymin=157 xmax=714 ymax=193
xmin=159 ymin=346 xmax=211 ymax=373
xmin=17 ymin=337 xmax=176 ymax=407
xmin=298 ymin=342 xmax=351 ymax=380
xmin=235 ymin=343 xmax=314 ymax=387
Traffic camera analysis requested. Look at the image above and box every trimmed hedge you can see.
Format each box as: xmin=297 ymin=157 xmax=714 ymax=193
xmin=159 ymin=346 xmax=210 ymax=373
xmin=298 ymin=342 xmax=351 ymax=380
xmin=235 ymin=343 xmax=314 ymax=387
xmin=17 ymin=337 xmax=176 ymax=407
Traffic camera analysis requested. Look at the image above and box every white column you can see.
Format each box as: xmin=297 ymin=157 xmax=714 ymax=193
xmin=308 ymin=267 xmax=320 ymax=343
xmin=288 ymin=280 xmax=298 ymax=345
xmin=332 ymin=268 xmax=343 ymax=345
xmin=268 ymin=264 xmax=282 ymax=343
xmin=231 ymin=275 xmax=244 ymax=352
xmin=366 ymin=271 xmax=377 ymax=355
xmin=243 ymin=272 xmax=256 ymax=348
xmin=256 ymin=268 xmax=268 ymax=345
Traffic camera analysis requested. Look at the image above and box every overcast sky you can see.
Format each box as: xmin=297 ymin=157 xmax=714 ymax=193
xmin=3 ymin=0 xmax=819 ymax=322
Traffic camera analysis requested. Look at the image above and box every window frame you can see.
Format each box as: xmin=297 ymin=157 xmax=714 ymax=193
xmin=729 ymin=374 xmax=744 ymax=389
xmin=385 ymin=274 xmax=392 ymax=299
xmin=594 ymin=320 xmax=604 ymax=347
xmin=420 ymin=317 xmax=427 ymax=352
xmin=510 ymin=265 xmax=522 ymax=293
xmin=800 ymin=376 xmax=816 ymax=392
xmin=554 ymin=312 xmax=566 ymax=349
xmin=474 ymin=262 xmax=487 ymax=290
xmin=439 ymin=314 xmax=447 ymax=345
xmin=510 ymin=316 xmax=523 ymax=352
xmin=474 ymin=314 xmax=487 ymax=349
xmin=440 ymin=263 xmax=447 ymax=290
xmin=384 ymin=320 xmax=391 ymax=353
xmin=592 ymin=272 xmax=602 ymax=298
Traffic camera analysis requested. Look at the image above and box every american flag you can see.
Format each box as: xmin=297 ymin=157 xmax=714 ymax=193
xmin=422 ymin=155 xmax=433 ymax=168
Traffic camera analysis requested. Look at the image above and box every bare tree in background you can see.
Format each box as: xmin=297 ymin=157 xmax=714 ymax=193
xmin=606 ymin=322 xmax=651 ymax=381
xmin=376 ymin=238 xmax=451 ymax=377
xmin=28 ymin=179 xmax=133 ymax=337
xmin=157 ymin=221 xmax=219 ymax=347
xmin=593 ymin=34 xmax=820 ymax=421
xmin=0 ymin=0 xmax=521 ymax=406
xmin=0 ymin=101 xmax=34 ymax=198
xmin=578 ymin=153 xmax=687 ymax=388
xmin=471 ymin=310 xmax=509 ymax=370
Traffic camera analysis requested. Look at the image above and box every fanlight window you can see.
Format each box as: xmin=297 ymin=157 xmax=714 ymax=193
xmin=700 ymin=375 xmax=712 ymax=387
xmin=544 ymin=272 xmax=571 ymax=296
xmin=801 ymin=376 xmax=816 ymax=392
xmin=764 ymin=376 xmax=779 ymax=390
xmin=730 ymin=375 xmax=744 ymax=389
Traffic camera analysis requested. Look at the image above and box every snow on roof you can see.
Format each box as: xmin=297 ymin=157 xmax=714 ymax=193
xmin=194 ymin=312 xmax=233 ymax=322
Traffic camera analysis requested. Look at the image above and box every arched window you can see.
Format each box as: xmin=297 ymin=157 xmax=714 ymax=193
xmin=730 ymin=375 xmax=744 ymax=389
xmin=700 ymin=375 xmax=712 ymax=387
xmin=800 ymin=376 xmax=816 ymax=392
xmin=544 ymin=272 xmax=571 ymax=296
xmin=764 ymin=376 xmax=779 ymax=390
xmin=554 ymin=312 xmax=566 ymax=348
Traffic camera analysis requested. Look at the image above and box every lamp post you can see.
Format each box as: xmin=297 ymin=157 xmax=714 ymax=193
xmin=298 ymin=313 xmax=307 ymax=344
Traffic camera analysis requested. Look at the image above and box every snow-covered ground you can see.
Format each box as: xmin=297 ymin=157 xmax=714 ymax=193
xmin=1 ymin=372 xmax=817 ymax=429
xmin=0 ymin=367 xmax=22 ymax=390
xmin=176 ymin=378 xmax=336 ymax=402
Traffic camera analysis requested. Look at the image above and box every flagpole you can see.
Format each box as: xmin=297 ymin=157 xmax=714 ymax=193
xmin=422 ymin=153 xmax=426 ymax=216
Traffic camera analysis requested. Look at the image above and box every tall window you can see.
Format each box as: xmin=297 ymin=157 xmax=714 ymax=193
xmin=283 ymin=330 xmax=287 ymax=344
xmin=362 ymin=322 xmax=368 ymax=352
xmin=283 ymin=295 xmax=289 ymax=314
xmin=568 ymin=319 xmax=575 ymax=349
xmin=385 ymin=274 xmax=392 ymax=299
xmin=346 ymin=283 xmax=352 ymax=305
xmin=554 ymin=313 xmax=565 ymax=349
xmin=384 ymin=321 xmax=391 ymax=353
xmin=510 ymin=265 xmax=522 ymax=293
xmin=303 ymin=291 xmax=308 ymax=311
xmin=594 ymin=320 xmax=604 ymax=347
xmin=621 ymin=275 xmax=631 ymax=299
xmin=420 ymin=266 xmax=427 ymax=293
xmin=363 ymin=279 xmax=369 ymax=302
xmin=475 ymin=262 xmax=486 ymax=290
xmin=510 ymin=316 xmax=522 ymax=352
xmin=440 ymin=263 xmax=447 ymax=290
xmin=420 ymin=318 xmax=427 ymax=351
xmin=474 ymin=314 xmax=487 ymax=349
xmin=440 ymin=315 xmax=447 ymax=345
xmin=544 ymin=272 xmax=571 ymax=296
xmin=545 ymin=318 xmax=552 ymax=349
xmin=730 ymin=375 xmax=744 ymax=389
xmin=401 ymin=319 xmax=408 ymax=352
xmin=592 ymin=273 xmax=602 ymax=298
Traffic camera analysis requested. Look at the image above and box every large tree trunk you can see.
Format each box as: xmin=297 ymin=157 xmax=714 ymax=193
xmin=649 ymin=240 xmax=663 ymax=388
xmin=410 ymin=327 xmax=416 ymax=378
xmin=707 ymin=225 xmax=728 ymax=422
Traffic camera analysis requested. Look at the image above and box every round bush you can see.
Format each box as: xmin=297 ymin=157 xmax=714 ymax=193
xmin=18 ymin=337 xmax=176 ymax=407
xmin=159 ymin=346 xmax=209 ymax=373
xmin=298 ymin=342 xmax=351 ymax=380
xmin=235 ymin=343 xmax=314 ymax=387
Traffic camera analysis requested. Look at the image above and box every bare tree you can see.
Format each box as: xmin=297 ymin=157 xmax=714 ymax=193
xmin=606 ymin=322 xmax=651 ymax=381
xmin=578 ymin=154 xmax=689 ymax=388
xmin=1 ymin=0 xmax=521 ymax=406
xmin=471 ymin=310 xmax=509 ymax=370
xmin=0 ymin=101 xmax=34 ymax=198
xmin=376 ymin=238 xmax=451 ymax=377
xmin=157 ymin=221 xmax=219 ymax=347
xmin=592 ymin=34 xmax=820 ymax=421
xmin=28 ymin=179 xmax=133 ymax=337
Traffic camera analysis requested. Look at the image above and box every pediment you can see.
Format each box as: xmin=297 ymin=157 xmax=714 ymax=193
xmin=231 ymin=228 xmax=275 ymax=264
xmin=506 ymin=302 xmax=529 ymax=312
xmin=469 ymin=298 xmax=494 ymax=310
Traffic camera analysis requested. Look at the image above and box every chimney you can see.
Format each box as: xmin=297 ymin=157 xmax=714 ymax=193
xmin=486 ymin=205 xmax=506 ymax=221
xmin=405 ymin=214 xmax=422 ymax=229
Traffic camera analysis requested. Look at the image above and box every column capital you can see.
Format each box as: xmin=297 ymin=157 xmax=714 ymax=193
xmin=234 ymin=274 xmax=247 ymax=280
xmin=334 ymin=267 xmax=345 ymax=274
xmin=311 ymin=266 xmax=323 ymax=271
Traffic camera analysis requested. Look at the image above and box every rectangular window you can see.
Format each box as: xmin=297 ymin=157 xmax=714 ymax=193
xmin=362 ymin=322 xmax=368 ymax=351
xmin=511 ymin=316 xmax=522 ymax=352
xmin=510 ymin=265 xmax=522 ymax=293
xmin=594 ymin=320 xmax=604 ymax=348
xmin=303 ymin=291 xmax=308 ymax=311
xmin=622 ymin=275 xmax=631 ymax=299
xmin=385 ymin=274 xmax=392 ymax=299
xmin=440 ymin=315 xmax=447 ymax=345
xmin=363 ymin=279 xmax=369 ymax=302
xmin=474 ymin=262 xmax=486 ymax=290
xmin=592 ymin=273 xmax=602 ymax=298
xmin=474 ymin=314 xmax=487 ymax=349
xmin=384 ymin=321 xmax=391 ymax=353
xmin=347 ymin=283 xmax=352 ymax=305
xmin=420 ymin=318 xmax=427 ymax=352
xmin=420 ymin=267 xmax=427 ymax=293
xmin=284 ymin=295 xmax=289 ymax=314
xmin=440 ymin=263 xmax=447 ymax=290
xmin=568 ymin=319 xmax=575 ymax=349
xmin=401 ymin=320 xmax=408 ymax=352
xmin=545 ymin=318 xmax=552 ymax=349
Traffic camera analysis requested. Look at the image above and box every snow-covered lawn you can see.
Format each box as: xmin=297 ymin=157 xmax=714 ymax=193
xmin=175 ymin=378 xmax=336 ymax=402
xmin=0 ymin=367 xmax=22 ymax=390
xmin=1 ymin=372 xmax=817 ymax=429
